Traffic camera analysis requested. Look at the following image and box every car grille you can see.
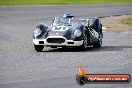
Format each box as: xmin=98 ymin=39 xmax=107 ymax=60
xmin=47 ymin=38 xmax=65 ymax=44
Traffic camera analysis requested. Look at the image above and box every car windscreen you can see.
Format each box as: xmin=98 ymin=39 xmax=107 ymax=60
xmin=53 ymin=17 xmax=71 ymax=25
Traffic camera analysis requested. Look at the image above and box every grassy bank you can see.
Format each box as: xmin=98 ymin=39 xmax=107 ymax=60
xmin=120 ymin=18 xmax=132 ymax=26
xmin=0 ymin=0 xmax=132 ymax=6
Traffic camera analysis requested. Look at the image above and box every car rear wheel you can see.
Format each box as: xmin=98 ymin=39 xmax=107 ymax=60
xmin=93 ymin=40 xmax=102 ymax=48
xmin=34 ymin=45 xmax=44 ymax=52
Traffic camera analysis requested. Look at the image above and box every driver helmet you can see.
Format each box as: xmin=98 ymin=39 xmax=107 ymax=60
xmin=63 ymin=13 xmax=74 ymax=18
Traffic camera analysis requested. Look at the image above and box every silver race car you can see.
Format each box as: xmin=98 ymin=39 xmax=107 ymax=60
xmin=33 ymin=13 xmax=103 ymax=52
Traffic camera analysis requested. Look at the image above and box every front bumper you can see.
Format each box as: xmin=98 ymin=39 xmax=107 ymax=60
xmin=33 ymin=36 xmax=83 ymax=46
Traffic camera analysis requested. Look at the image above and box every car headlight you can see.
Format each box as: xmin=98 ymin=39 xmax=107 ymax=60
xmin=73 ymin=30 xmax=82 ymax=37
xmin=34 ymin=28 xmax=42 ymax=36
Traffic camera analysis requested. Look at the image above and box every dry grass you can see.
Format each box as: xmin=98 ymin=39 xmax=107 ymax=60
xmin=101 ymin=15 xmax=132 ymax=33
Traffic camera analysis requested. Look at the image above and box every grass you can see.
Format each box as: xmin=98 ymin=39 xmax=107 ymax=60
xmin=120 ymin=18 xmax=132 ymax=26
xmin=0 ymin=0 xmax=132 ymax=6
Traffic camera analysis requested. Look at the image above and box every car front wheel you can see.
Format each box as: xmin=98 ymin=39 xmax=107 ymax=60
xmin=34 ymin=45 xmax=44 ymax=52
xmin=80 ymin=34 xmax=88 ymax=50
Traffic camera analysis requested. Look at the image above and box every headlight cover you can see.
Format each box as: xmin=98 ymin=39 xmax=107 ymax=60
xmin=73 ymin=30 xmax=82 ymax=37
xmin=34 ymin=28 xmax=42 ymax=37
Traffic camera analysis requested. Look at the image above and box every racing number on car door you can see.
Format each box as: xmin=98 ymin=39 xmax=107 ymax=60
xmin=52 ymin=26 xmax=69 ymax=31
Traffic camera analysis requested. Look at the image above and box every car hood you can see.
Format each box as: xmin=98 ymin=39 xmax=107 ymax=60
xmin=47 ymin=25 xmax=76 ymax=39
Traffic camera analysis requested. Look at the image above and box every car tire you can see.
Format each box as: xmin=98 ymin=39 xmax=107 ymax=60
xmin=93 ymin=40 xmax=102 ymax=48
xmin=80 ymin=34 xmax=88 ymax=50
xmin=34 ymin=45 xmax=44 ymax=52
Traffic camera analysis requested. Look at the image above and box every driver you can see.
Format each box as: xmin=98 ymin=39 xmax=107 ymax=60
xmin=63 ymin=13 xmax=74 ymax=24
xmin=63 ymin=13 xmax=74 ymax=18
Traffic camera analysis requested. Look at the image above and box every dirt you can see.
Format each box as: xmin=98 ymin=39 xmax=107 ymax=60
xmin=101 ymin=15 xmax=132 ymax=33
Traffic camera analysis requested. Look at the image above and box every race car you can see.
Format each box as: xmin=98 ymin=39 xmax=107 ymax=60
xmin=33 ymin=13 xmax=103 ymax=52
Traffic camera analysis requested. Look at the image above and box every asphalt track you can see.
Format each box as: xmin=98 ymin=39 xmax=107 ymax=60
xmin=0 ymin=4 xmax=132 ymax=88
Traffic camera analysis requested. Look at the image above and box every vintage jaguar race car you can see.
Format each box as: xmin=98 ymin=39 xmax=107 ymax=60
xmin=33 ymin=13 xmax=103 ymax=52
